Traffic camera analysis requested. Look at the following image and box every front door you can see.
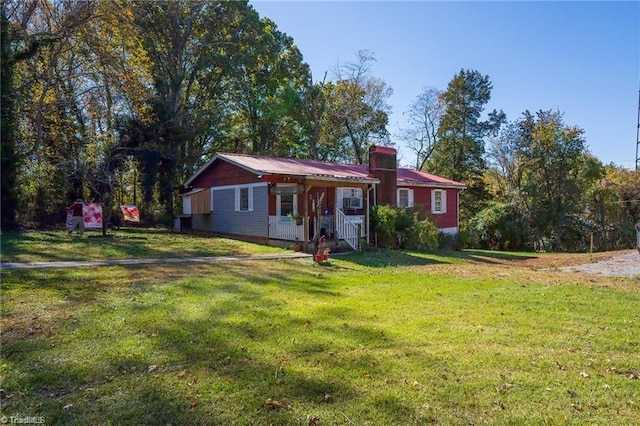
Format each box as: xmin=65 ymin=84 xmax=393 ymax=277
xmin=276 ymin=193 xmax=298 ymax=219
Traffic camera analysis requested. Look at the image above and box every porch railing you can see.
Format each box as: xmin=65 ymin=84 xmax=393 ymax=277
xmin=336 ymin=209 xmax=363 ymax=251
xmin=268 ymin=216 xmax=304 ymax=241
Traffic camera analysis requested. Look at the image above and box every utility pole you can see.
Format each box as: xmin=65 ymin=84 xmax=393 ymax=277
xmin=636 ymin=82 xmax=640 ymax=170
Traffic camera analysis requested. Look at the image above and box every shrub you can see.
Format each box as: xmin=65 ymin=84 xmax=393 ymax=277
xmin=371 ymin=205 xmax=439 ymax=250
xmin=468 ymin=201 xmax=526 ymax=251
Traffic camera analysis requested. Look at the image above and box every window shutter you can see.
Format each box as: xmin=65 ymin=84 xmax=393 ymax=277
xmin=431 ymin=190 xmax=436 ymax=213
xmin=441 ymin=190 xmax=447 ymax=214
xmin=337 ymin=187 xmax=344 ymax=209
xmin=234 ymin=187 xmax=240 ymax=211
xmin=408 ymin=189 xmax=414 ymax=208
xmin=248 ymin=187 xmax=254 ymax=211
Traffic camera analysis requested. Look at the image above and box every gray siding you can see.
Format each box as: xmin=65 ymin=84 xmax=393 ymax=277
xmin=191 ymin=213 xmax=214 ymax=232
xmin=191 ymin=185 xmax=268 ymax=237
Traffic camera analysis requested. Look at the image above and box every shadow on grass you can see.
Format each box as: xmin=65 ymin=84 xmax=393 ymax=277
xmin=452 ymin=249 xmax=538 ymax=265
xmin=0 ymin=257 xmax=428 ymax=424
xmin=337 ymin=249 xmax=451 ymax=268
xmin=0 ymin=229 xmax=281 ymax=263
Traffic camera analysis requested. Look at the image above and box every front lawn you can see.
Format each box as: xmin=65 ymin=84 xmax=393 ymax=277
xmin=1 ymin=250 xmax=638 ymax=424
xmin=0 ymin=228 xmax=285 ymax=263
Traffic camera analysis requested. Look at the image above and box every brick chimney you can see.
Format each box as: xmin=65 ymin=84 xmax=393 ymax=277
xmin=368 ymin=145 xmax=397 ymax=206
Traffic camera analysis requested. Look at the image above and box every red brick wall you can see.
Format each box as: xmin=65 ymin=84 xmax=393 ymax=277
xmin=369 ymin=146 xmax=397 ymax=206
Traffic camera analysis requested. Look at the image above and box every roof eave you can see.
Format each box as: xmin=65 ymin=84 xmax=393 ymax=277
xmin=397 ymin=181 xmax=466 ymax=189
xmin=305 ymin=175 xmax=380 ymax=184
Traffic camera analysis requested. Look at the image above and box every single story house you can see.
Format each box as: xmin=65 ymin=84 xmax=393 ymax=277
xmin=180 ymin=145 xmax=465 ymax=250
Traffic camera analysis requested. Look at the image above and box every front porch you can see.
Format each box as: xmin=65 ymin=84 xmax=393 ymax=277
xmin=268 ymin=212 xmax=366 ymax=251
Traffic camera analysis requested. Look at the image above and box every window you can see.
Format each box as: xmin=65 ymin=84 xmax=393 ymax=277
xmin=397 ymin=188 xmax=414 ymax=208
xmin=431 ymin=189 xmax=446 ymax=214
xmin=235 ymin=186 xmax=253 ymax=212
xmin=280 ymin=194 xmax=294 ymax=217
xmin=338 ymin=187 xmax=363 ymax=210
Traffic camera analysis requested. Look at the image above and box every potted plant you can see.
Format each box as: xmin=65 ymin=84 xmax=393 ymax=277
xmin=288 ymin=212 xmax=303 ymax=225
xmin=322 ymin=248 xmax=330 ymax=261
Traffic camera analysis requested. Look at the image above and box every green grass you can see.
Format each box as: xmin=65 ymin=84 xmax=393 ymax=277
xmin=0 ymin=228 xmax=285 ymax=263
xmin=1 ymin=245 xmax=638 ymax=425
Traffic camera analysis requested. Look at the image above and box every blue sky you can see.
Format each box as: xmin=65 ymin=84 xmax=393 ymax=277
xmin=250 ymin=1 xmax=639 ymax=169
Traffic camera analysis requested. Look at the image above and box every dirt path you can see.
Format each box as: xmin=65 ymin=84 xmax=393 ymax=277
xmin=561 ymin=250 xmax=640 ymax=278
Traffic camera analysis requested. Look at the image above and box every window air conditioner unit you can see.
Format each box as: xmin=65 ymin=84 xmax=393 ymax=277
xmin=343 ymin=197 xmax=361 ymax=209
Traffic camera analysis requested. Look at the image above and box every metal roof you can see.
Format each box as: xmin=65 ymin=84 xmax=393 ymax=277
xmin=185 ymin=153 xmax=465 ymax=189
xmin=397 ymin=168 xmax=465 ymax=188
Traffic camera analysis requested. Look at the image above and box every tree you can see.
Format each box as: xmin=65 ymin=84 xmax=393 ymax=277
xmin=9 ymin=0 xmax=153 ymax=228
xmin=1 ymin=0 xmax=94 ymax=229
xmin=328 ymin=50 xmax=393 ymax=164
xmin=298 ymin=71 xmax=329 ymax=160
xmin=486 ymin=122 xmax=525 ymax=200
xmin=426 ymin=69 xmax=505 ymax=223
xmin=518 ymin=110 xmax=598 ymax=251
xmin=223 ymin=15 xmax=311 ymax=158
xmin=118 ymin=0 xmax=263 ymax=221
xmin=399 ymin=86 xmax=444 ymax=170
xmin=583 ymin=165 xmax=640 ymax=250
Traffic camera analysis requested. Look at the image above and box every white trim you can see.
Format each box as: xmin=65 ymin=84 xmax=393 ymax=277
xmin=181 ymin=187 xmax=207 ymax=197
xmin=211 ymin=182 xmax=268 ymax=191
xmin=183 ymin=195 xmax=192 ymax=215
xmin=234 ymin=186 xmax=254 ymax=212
xmin=276 ymin=193 xmax=298 ymax=218
xmin=431 ymin=189 xmax=447 ymax=214
xmin=439 ymin=226 xmax=458 ymax=235
xmin=397 ymin=188 xmax=414 ymax=208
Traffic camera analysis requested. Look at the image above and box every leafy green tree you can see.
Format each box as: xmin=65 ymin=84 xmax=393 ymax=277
xmin=223 ymin=16 xmax=311 ymax=157
xmin=485 ymin=112 xmax=606 ymax=251
xmin=426 ymin=69 xmax=505 ymax=223
xmin=118 ymin=0 xmax=258 ymax=221
xmin=517 ymin=110 xmax=599 ymax=251
xmin=468 ymin=201 xmax=526 ymax=251
xmin=583 ymin=165 xmax=640 ymax=250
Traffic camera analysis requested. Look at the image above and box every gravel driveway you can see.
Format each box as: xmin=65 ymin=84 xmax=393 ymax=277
xmin=561 ymin=250 xmax=640 ymax=278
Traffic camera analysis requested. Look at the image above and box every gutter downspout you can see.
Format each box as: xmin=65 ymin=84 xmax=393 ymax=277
xmin=457 ymin=188 xmax=463 ymax=234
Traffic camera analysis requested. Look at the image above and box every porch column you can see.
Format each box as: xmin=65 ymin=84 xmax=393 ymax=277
xmin=303 ymin=182 xmax=310 ymax=252
xmin=366 ymin=184 xmax=371 ymax=244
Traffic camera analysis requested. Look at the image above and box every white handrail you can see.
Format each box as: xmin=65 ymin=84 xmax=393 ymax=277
xmin=335 ymin=209 xmax=360 ymax=250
